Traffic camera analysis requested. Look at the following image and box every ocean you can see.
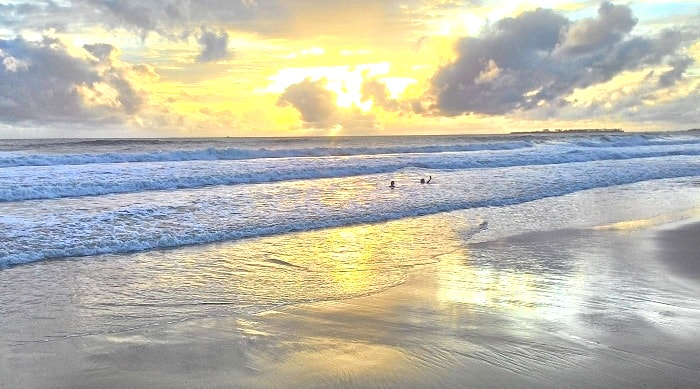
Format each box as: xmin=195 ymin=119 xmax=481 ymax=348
xmin=1 ymin=132 xmax=700 ymax=348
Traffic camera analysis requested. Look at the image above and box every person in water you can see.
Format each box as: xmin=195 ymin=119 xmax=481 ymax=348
xmin=389 ymin=180 xmax=395 ymax=188
xmin=420 ymin=176 xmax=432 ymax=184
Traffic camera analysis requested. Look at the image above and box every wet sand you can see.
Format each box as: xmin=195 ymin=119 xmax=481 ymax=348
xmin=654 ymin=220 xmax=700 ymax=279
xmin=3 ymin=220 xmax=700 ymax=388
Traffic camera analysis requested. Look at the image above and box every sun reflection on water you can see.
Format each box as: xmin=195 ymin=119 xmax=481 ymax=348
xmin=73 ymin=209 xmax=591 ymax=334
xmin=187 ymin=216 xmax=455 ymax=306
xmin=434 ymin=237 xmax=587 ymax=326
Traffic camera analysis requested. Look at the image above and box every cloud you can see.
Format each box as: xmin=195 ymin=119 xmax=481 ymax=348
xmin=277 ymin=78 xmax=338 ymax=126
xmin=276 ymin=77 xmax=385 ymax=134
xmin=361 ymin=78 xmax=405 ymax=112
xmin=2 ymin=0 xmax=698 ymax=135
xmin=628 ymin=85 xmax=700 ymax=126
xmin=196 ymin=28 xmax=232 ymax=63
xmin=1 ymin=1 xmax=419 ymax=45
xmin=658 ymin=56 xmax=694 ymax=87
xmin=0 ymin=1 xmax=273 ymax=38
xmin=554 ymin=1 xmax=637 ymax=56
xmin=83 ymin=43 xmax=159 ymax=115
xmin=75 ymin=0 xmax=273 ymax=35
xmin=0 ymin=2 xmax=70 ymax=32
xmin=93 ymin=0 xmax=158 ymax=32
xmin=430 ymin=7 xmax=570 ymax=115
xmin=0 ymin=36 xmax=151 ymax=124
xmin=429 ymin=2 xmax=696 ymax=117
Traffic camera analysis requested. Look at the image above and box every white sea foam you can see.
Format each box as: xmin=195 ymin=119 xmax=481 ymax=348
xmin=1 ymin=133 xmax=698 ymax=168
xmin=1 ymin=132 xmax=699 ymax=267
xmin=1 ymin=139 xmax=699 ymax=202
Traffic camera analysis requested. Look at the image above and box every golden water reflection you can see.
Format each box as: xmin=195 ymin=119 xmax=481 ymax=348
xmin=594 ymin=208 xmax=700 ymax=232
xmin=434 ymin=241 xmax=586 ymax=325
xmin=73 ymin=208 xmax=589 ymax=333
xmin=132 ymin=214 xmax=463 ymax=310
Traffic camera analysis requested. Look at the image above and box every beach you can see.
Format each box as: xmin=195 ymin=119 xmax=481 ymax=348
xmin=1 ymin=134 xmax=699 ymax=388
xmin=2 ymin=0 xmax=700 ymax=385
xmin=3 ymin=210 xmax=699 ymax=388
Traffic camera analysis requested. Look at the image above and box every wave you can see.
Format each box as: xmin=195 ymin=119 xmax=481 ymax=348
xmin=0 ymin=140 xmax=534 ymax=168
xmin=3 ymin=132 xmax=699 ymax=168
xmin=2 ymin=156 xmax=699 ymax=268
xmin=563 ymin=133 xmax=700 ymax=148
xmin=1 ymin=142 xmax=699 ymax=202
xmin=0 ymin=206 xmax=492 ymax=268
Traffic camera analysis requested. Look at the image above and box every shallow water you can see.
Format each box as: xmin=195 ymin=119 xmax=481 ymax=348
xmin=1 ymin=177 xmax=698 ymax=347
xmin=2 ymin=134 xmax=700 ymax=388
xmin=2 ymin=133 xmax=700 ymax=266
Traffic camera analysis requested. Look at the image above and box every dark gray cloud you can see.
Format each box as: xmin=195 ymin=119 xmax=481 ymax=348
xmin=0 ymin=0 xmax=419 ymax=41
xmin=275 ymin=77 xmax=393 ymax=133
xmin=624 ymin=85 xmax=700 ymax=126
xmin=277 ymin=78 xmax=338 ymax=126
xmin=0 ymin=37 xmax=146 ymax=124
xmin=92 ymin=0 xmax=158 ymax=31
xmin=431 ymin=7 xmax=570 ymax=115
xmin=554 ymin=1 xmax=636 ymax=56
xmin=430 ymin=2 xmax=696 ymax=116
xmin=83 ymin=43 xmax=145 ymax=114
xmin=0 ymin=2 xmax=68 ymax=31
xmin=74 ymin=0 xmax=277 ymax=36
xmin=0 ymin=36 xmax=98 ymax=122
xmin=361 ymin=78 xmax=401 ymax=111
xmin=196 ymin=28 xmax=231 ymax=63
xmin=83 ymin=43 xmax=117 ymax=63
xmin=658 ymin=56 xmax=694 ymax=87
xmin=0 ymin=1 xmax=275 ymax=37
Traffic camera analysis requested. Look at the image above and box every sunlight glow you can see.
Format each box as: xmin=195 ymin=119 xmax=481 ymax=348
xmin=259 ymin=63 xmax=393 ymax=111
xmin=285 ymin=46 xmax=325 ymax=59
xmin=593 ymin=209 xmax=700 ymax=231
xmin=340 ymin=49 xmax=371 ymax=56
xmin=430 ymin=8 xmax=485 ymax=38
xmin=436 ymin=251 xmax=585 ymax=323
xmin=2 ymin=0 xmax=697 ymax=136
xmin=380 ymin=77 xmax=418 ymax=99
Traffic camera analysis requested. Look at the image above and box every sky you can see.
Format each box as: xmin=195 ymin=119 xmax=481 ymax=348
xmin=0 ymin=0 xmax=699 ymax=137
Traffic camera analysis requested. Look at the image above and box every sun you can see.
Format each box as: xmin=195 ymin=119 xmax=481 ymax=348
xmin=258 ymin=62 xmax=400 ymax=112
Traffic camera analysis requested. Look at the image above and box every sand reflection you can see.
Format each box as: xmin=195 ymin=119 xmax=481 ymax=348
xmin=434 ymin=236 xmax=587 ymax=325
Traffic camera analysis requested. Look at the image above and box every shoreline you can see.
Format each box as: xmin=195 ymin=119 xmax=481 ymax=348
xmin=3 ymin=217 xmax=699 ymax=388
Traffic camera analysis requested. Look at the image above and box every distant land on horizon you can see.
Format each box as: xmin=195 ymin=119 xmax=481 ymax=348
xmin=511 ymin=128 xmax=624 ymax=134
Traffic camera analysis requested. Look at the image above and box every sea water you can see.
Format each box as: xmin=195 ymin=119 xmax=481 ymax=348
xmin=1 ymin=132 xmax=699 ymax=344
